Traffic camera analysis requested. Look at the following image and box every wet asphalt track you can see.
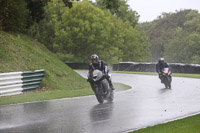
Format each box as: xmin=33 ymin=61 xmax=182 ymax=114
xmin=0 ymin=71 xmax=200 ymax=133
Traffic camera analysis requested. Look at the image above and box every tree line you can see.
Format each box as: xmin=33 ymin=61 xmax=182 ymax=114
xmin=0 ymin=0 xmax=151 ymax=64
xmin=1 ymin=0 xmax=200 ymax=64
xmin=140 ymin=9 xmax=200 ymax=64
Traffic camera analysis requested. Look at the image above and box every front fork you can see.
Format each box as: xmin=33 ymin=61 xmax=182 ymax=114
xmin=90 ymin=82 xmax=104 ymax=95
xmin=163 ymin=75 xmax=172 ymax=84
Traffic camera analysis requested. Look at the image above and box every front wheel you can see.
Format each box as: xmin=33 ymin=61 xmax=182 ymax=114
xmin=168 ymin=76 xmax=172 ymax=89
xmin=164 ymin=76 xmax=172 ymax=89
xmin=94 ymin=86 xmax=104 ymax=104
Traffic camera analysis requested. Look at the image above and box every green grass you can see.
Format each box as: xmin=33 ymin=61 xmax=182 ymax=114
xmin=0 ymin=82 xmax=130 ymax=105
xmin=131 ymin=114 xmax=200 ymax=133
xmin=113 ymin=71 xmax=200 ymax=79
xmin=0 ymin=31 xmax=91 ymax=105
xmin=114 ymin=82 xmax=131 ymax=91
xmin=0 ymin=89 xmax=93 ymax=105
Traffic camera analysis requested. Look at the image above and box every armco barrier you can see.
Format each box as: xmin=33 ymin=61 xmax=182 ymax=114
xmin=113 ymin=62 xmax=156 ymax=72
xmin=112 ymin=62 xmax=200 ymax=74
xmin=65 ymin=62 xmax=200 ymax=74
xmin=0 ymin=70 xmax=44 ymax=96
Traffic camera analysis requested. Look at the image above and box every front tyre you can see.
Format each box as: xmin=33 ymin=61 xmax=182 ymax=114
xmin=168 ymin=76 xmax=172 ymax=89
xmin=164 ymin=76 xmax=172 ymax=89
xmin=94 ymin=86 xmax=104 ymax=104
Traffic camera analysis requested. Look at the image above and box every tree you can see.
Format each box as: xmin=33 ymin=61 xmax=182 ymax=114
xmin=163 ymin=10 xmax=200 ymax=64
xmin=32 ymin=0 xmax=151 ymax=63
xmin=0 ymin=0 xmax=28 ymax=31
xmin=96 ymin=0 xmax=139 ymax=28
xmin=184 ymin=10 xmax=200 ymax=33
xmin=164 ymin=28 xmax=190 ymax=63
xmin=25 ymin=0 xmax=49 ymax=28
xmin=164 ymin=28 xmax=200 ymax=64
xmin=96 ymin=0 xmax=120 ymax=15
xmin=63 ymin=0 xmax=75 ymax=8
xmin=140 ymin=9 xmax=194 ymax=62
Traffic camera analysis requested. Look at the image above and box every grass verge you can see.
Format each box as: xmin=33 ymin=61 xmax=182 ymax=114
xmin=0 ymin=89 xmax=93 ymax=105
xmin=131 ymin=113 xmax=200 ymax=133
xmin=0 ymin=82 xmax=130 ymax=105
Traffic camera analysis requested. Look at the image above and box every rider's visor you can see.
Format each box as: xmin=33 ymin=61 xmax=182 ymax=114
xmin=91 ymin=58 xmax=97 ymax=63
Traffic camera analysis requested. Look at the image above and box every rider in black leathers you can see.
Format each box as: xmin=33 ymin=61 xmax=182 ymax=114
xmin=88 ymin=54 xmax=115 ymax=90
xmin=156 ymin=58 xmax=169 ymax=83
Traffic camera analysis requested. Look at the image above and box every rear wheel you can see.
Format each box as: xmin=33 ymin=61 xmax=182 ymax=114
xmin=107 ymin=90 xmax=114 ymax=102
xmin=164 ymin=83 xmax=168 ymax=88
xmin=101 ymin=79 xmax=114 ymax=102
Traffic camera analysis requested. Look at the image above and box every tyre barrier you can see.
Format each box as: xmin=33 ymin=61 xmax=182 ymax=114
xmin=0 ymin=70 xmax=45 ymax=96
xmin=112 ymin=62 xmax=200 ymax=74
xmin=113 ymin=62 xmax=156 ymax=72
xmin=65 ymin=62 xmax=200 ymax=74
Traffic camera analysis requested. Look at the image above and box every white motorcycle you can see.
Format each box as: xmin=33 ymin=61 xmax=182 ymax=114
xmin=160 ymin=68 xmax=172 ymax=89
xmin=88 ymin=70 xmax=114 ymax=103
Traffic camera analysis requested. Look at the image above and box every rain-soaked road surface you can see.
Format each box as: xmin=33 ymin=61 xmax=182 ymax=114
xmin=1 ymin=71 xmax=200 ymax=133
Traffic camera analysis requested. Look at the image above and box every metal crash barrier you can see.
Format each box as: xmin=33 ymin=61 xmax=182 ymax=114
xmin=0 ymin=70 xmax=45 ymax=96
xmin=65 ymin=62 xmax=200 ymax=74
xmin=112 ymin=62 xmax=200 ymax=74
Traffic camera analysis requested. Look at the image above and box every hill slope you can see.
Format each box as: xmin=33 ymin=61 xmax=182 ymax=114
xmin=0 ymin=31 xmax=91 ymax=104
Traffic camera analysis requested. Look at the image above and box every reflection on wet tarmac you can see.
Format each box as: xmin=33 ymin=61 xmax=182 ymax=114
xmin=90 ymin=103 xmax=113 ymax=122
xmin=159 ymin=88 xmax=171 ymax=94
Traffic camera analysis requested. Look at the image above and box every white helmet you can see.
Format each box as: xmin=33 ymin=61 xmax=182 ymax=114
xmin=159 ymin=57 xmax=164 ymax=63
xmin=91 ymin=54 xmax=99 ymax=63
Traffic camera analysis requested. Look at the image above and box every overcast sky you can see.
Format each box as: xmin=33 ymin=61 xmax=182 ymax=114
xmin=127 ymin=0 xmax=200 ymax=22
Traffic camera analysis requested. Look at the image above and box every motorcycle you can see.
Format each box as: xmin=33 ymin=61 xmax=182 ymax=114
xmin=160 ymin=67 xmax=172 ymax=89
xmin=87 ymin=70 xmax=114 ymax=103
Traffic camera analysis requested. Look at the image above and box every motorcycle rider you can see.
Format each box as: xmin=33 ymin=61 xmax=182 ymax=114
xmin=156 ymin=57 xmax=169 ymax=83
xmin=88 ymin=54 xmax=115 ymax=90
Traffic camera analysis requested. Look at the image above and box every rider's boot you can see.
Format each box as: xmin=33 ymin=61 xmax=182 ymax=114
xmin=108 ymin=79 xmax=115 ymax=90
xmin=105 ymin=74 xmax=115 ymax=90
xmin=160 ymin=76 xmax=164 ymax=83
xmin=159 ymin=74 xmax=162 ymax=83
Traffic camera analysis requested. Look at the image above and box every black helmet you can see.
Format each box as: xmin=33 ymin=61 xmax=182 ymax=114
xmin=91 ymin=54 xmax=99 ymax=63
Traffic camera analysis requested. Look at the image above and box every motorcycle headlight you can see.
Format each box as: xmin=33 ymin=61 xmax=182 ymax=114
xmin=92 ymin=73 xmax=97 ymax=78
